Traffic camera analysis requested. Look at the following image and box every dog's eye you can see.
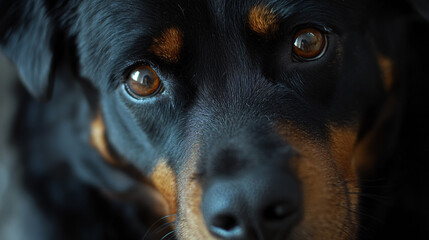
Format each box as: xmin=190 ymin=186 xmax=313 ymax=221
xmin=293 ymin=28 xmax=326 ymax=60
xmin=125 ymin=66 xmax=162 ymax=98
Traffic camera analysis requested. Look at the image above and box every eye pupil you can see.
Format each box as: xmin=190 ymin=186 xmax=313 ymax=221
xmin=126 ymin=66 xmax=161 ymax=98
xmin=293 ymin=28 xmax=326 ymax=60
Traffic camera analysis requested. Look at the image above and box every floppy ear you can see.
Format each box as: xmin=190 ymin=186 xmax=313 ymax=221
xmin=0 ymin=1 xmax=57 ymax=100
xmin=410 ymin=0 xmax=429 ymax=21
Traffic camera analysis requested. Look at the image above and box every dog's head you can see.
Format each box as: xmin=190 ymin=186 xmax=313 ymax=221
xmin=2 ymin=0 xmax=429 ymax=239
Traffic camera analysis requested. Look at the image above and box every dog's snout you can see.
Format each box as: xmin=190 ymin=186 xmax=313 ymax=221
xmin=201 ymin=168 xmax=302 ymax=240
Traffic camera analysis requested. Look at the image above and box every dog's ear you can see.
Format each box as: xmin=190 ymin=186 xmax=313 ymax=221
xmin=410 ymin=0 xmax=429 ymax=21
xmin=0 ymin=1 xmax=57 ymax=100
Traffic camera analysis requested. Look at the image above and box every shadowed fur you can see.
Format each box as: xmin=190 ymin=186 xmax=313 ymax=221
xmin=1 ymin=0 xmax=429 ymax=239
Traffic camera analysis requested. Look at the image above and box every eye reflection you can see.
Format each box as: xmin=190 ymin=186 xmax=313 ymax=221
xmin=293 ymin=28 xmax=326 ymax=60
xmin=125 ymin=66 xmax=162 ymax=98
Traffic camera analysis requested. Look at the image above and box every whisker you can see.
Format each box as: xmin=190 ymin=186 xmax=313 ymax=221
xmin=154 ymin=220 xmax=177 ymax=234
xmin=341 ymin=204 xmax=383 ymax=223
xmin=142 ymin=214 xmax=177 ymax=240
xmin=161 ymin=230 xmax=176 ymax=240
xmin=166 ymin=234 xmax=177 ymax=240
xmin=344 ymin=178 xmax=389 ymax=185
xmin=347 ymin=192 xmax=391 ymax=202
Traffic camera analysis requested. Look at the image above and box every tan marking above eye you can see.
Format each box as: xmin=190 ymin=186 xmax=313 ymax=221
xmin=125 ymin=65 xmax=162 ymax=98
xmin=149 ymin=27 xmax=183 ymax=63
xmin=293 ymin=28 xmax=326 ymax=60
xmin=248 ymin=5 xmax=279 ymax=37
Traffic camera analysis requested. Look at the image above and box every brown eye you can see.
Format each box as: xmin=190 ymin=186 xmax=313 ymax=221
xmin=125 ymin=66 xmax=162 ymax=98
xmin=293 ymin=28 xmax=326 ymax=60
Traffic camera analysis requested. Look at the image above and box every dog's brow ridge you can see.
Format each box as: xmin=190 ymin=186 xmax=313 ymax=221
xmin=149 ymin=27 xmax=184 ymax=63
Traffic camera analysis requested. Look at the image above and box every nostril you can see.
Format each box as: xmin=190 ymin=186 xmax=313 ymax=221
xmin=213 ymin=214 xmax=238 ymax=231
xmin=263 ymin=202 xmax=295 ymax=222
xmin=210 ymin=214 xmax=243 ymax=238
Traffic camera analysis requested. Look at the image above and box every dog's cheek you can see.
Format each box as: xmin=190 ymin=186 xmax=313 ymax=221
xmin=294 ymin=149 xmax=358 ymax=239
xmin=328 ymin=126 xmax=359 ymax=182
xmin=351 ymin=51 xmax=397 ymax=174
xmin=278 ymin=125 xmax=358 ymax=240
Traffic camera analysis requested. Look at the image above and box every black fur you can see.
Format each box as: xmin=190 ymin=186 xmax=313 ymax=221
xmin=1 ymin=0 xmax=429 ymax=239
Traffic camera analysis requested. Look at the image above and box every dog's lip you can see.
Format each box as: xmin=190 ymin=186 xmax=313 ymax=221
xmin=209 ymin=224 xmax=244 ymax=239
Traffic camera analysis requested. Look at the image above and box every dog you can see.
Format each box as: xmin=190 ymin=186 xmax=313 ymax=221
xmin=1 ymin=0 xmax=429 ymax=239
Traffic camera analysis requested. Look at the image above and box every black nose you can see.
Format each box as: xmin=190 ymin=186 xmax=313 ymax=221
xmin=201 ymin=168 xmax=301 ymax=240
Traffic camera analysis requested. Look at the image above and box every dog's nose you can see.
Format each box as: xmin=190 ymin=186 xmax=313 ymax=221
xmin=201 ymin=168 xmax=301 ymax=240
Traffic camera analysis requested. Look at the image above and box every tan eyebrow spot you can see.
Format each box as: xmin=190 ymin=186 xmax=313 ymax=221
xmin=149 ymin=27 xmax=184 ymax=63
xmin=248 ymin=5 xmax=279 ymax=37
xmin=150 ymin=161 xmax=177 ymax=222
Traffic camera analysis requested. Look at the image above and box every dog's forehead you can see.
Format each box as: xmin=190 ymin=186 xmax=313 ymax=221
xmin=75 ymin=0 xmax=360 ymax=87
xmin=75 ymin=0 xmax=372 ymax=140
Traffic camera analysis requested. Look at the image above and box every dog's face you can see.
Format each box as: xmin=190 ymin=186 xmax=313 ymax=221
xmin=3 ymin=0 xmax=427 ymax=239
xmin=81 ymin=1 xmax=385 ymax=239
